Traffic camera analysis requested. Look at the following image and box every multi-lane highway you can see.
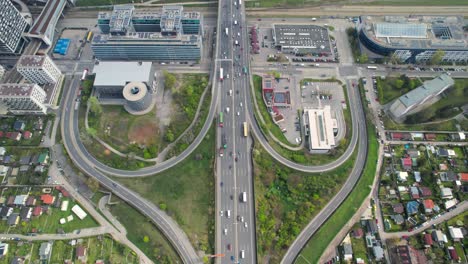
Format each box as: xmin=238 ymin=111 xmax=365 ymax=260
xmin=216 ymin=0 xmax=256 ymax=263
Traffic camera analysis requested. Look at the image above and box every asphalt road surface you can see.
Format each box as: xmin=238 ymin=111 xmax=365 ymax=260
xmin=215 ymin=0 xmax=257 ymax=263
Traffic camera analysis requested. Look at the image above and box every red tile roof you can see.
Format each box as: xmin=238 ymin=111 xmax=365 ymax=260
xmin=419 ymin=187 xmax=432 ymax=197
xmin=424 ymin=199 xmax=435 ymax=209
xmin=40 ymin=194 xmax=54 ymax=204
xmin=23 ymin=131 xmax=32 ymax=139
xmin=424 ymin=234 xmax=433 ymax=245
xmin=391 ymin=132 xmax=403 ymax=140
xmin=393 ymin=203 xmax=405 ymax=214
xmin=449 ymin=248 xmax=459 ymax=261
xmin=32 ymin=206 xmax=42 ymax=216
xmin=402 ymin=157 xmax=412 ymax=166
xmin=425 ymin=133 xmax=436 ymax=140
xmin=460 ymin=173 xmax=468 ymax=182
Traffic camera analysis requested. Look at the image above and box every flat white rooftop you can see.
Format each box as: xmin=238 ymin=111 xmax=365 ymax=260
xmin=92 ymin=61 xmax=152 ymax=87
xmin=304 ymin=105 xmax=336 ymax=150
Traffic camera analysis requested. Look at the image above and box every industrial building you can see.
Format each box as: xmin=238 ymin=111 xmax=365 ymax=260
xmin=0 ymin=83 xmax=48 ymax=115
xmin=272 ymin=24 xmax=332 ymax=56
xmin=92 ymin=5 xmax=202 ymax=61
xmin=389 ymin=74 xmax=454 ymax=121
xmin=92 ymin=61 xmax=155 ymax=114
xmin=17 ymin=55 xmax=62 ymax=85
xmin=303 ymin=106 xmax=337 ymax=152
xmin=358 ymin=16 xmax=468 ymax=63
xmin=0 ymin=0 xmax=30 ymax=55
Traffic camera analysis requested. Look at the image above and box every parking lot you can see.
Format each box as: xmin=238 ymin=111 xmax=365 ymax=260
xmin=52 ymin=29 xmax=88 ymax=60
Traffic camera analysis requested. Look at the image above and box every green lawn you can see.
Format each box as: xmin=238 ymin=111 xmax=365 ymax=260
xmin=350 ymin=226 xmax=368 ymax=262
xmin=383 ymin=114 xmax=459 ymax=131
xmin=375 ymin=75 xmax=422 ymax=105
xmin=109 ymin=199 xmax=181 ymax=263
xmin=113 ymin=125 xmax=215 ymax=254
xmin=364 ymin=0 xmax=467 ymax=5
xmin=0 ymin=115 xmax=52 ymax=147
xmin=0 ymin=236 xmax=138 ymax=264
xmin=295 ymin=80 xmax=379 ymax=263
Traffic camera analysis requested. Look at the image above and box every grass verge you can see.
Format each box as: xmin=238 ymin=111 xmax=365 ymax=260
xmin=112 ymin=125 xmax=215 ymax=254
xmin=295 ymin=79 xmax=379 ymax=263
xmin=108 ymin=198 xmax=181 ymax=263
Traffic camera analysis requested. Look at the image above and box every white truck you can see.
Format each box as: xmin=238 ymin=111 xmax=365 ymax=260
xmin=220 ymin=67 xmax=224 ymax=81
xmin=225 ymin=27 xmax=229 ymax=36
xmin=239 ymin=0 xmax=242 ymax=5
xmin=241 ymin=192 xmax=247 ymax=202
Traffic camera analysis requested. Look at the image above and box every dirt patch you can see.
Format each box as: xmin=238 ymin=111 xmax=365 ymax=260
xmin=128 ymin=121 xmax=159 ymax=145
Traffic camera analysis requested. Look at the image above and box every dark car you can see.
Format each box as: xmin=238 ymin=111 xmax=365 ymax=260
xmin=227 ymin=244 xmax=231 ymax=251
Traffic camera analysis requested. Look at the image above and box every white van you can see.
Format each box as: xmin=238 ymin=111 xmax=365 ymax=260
xmin=234 ymin=20 xmax=238 ymax=25
xmin=240 ymin=250 xmax=245 ymax=259
xmin=226 ymin=107 xmax=230 ymax=113
xmin=229 ymin=90 xmax=233 ymax=96
xmin=227 ymin=210 xmax=231 ymax=218
xmin=241 ymin=192 xmax=247 ymax=202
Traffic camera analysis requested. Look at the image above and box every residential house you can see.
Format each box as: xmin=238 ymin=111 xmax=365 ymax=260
xmin=387 ymin=189 xmax=397 ymax=199
xmin=19 ymin=165 xmax=29 ymax=172
xmin=414 ymin=171 xmax=421 ymax=183
xmin=3 ymin=155 xmax=11 ymax=164
xmin=447 ymin=246 xmax=459 ymax=261
xmin=0 ymin=207 xmax=13 ymax=220
xmin=19 ymin=156 xmax=30 ymax=165
xmin=432 ymin=230 xmax=445 ymax=244
xmin=26 ymin=196 xmax=36 ymax=207
xmin=40 ymin=194 xmax=54 ymax=205
xmin=0 ymin=242 xmax=8 ymax=257
xmin=6 ymin=196 xmax=14 ymax=206
xmin=366 ymin=220 xmax=378 ymax=234
xmin=10 ymin=168 xmax=18 ymax=176
xmin=19 ymin=207 xmax=32 ymax=221
xmin=411 ymin=158 xmax=418 ymax=167
xmin=398 ymin=186 xmax=408 ymax=193
xmin=424 ymin=133 xmax=436 ymax=141
xmin=391 ymin=214 xmax=404 ymax=225
xmin=419 ymin=187 xmax=432 ymax=197
xmin=30 ymin=154 xmax=39 ymax=165
xmin=410 ymin=187 xmax=420 ymax=199
xmin=13 ymin=121 xmax=25 ymax=131
xmin=7 ymin=213 xmax=19 ymax=226
xmin=95 ymin=260 xmax=105 ymax=264
xmin=342 ymin=243 xmax=353 ymax=261
xmin=373 ymin=246 xmax=384 ymax=261
xmin=406 ymin=149 xmax=420 ymax=158
xmin=0 ymin=147 xmax=5 ymax=156
xmin=39 ymin=242 xmax=52 ymax=261
xmin=34 ymin=165 xmax=45 ymax=174
xmin=410 ymin=133 xmax=424 ymax=140
xmin=448 ymin=226 xmax=464 ymax=242
xmin=10 ymin=257 xmax=25 ymax=264
xmin=451 ymin=132 xmax=466 ymax=141
xmin=76 ymin=246 xmax=87 ymax=263
xmin=398 ymin=171 xmax=409 ymax=182
xmin=0 ymin=165 xmax=9 ymax=176
xmin=406 ymin=201 xmax=419 ymax=215
xmin=459 ymin=173 xmax=468 ymax=182
xmin=13 ymin=195 xmax=27 ymax=206
xmin=440 ymin=171 xmax=457 ymax=182
xmin=444 ymin=199 xmax=458 ymax=210
xmin=440 ymin=187 xmax=453 ymax=199
xmin=391 ymin=132 xmax=403 ymax=140
xmin=423 ymin=199 xmax=435 ymax=214
xmin=8 ymin=132 xmax=21 ymax=141
xmin=401 ymin=158 xmax=412 ymax=171
xmin=439 ymin=163 xmax=448 ymax=171
xmin=424 ymin=233 xmax=433 ymax=247
xmin=352 ymin=228 xmax=364 ymax=239
xmin=392 ymin=203 xmax=405 ymax=214
xmin=23 ymin=131 xmax=32 ymax=139
xmin=37 ymin=153 xmax=49 ymax=165
xmin=32 ymin=206 xmax=42 ymax=217
xmin=437 ymin=148 xmax=449 ymax=157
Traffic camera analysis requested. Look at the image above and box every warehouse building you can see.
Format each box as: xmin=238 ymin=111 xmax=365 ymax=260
xmin=92 ymin=5 xmax=202 ymax=61
xmin=92 ymin=61 xmax=155 ymax=114
xmin=389 ymin=74 xmax=454 ymax=121
xmin=358 ymin=16 xmax=468 ymax=63
xmin=272 ymin=24 xmax=332 ymax=56
xmin=303 ymin=105 xmax=337 ymax=152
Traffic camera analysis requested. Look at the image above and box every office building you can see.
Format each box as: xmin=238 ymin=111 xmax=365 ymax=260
xmin=0 ymin=83 xmax=47 ymax=115
xmin=389 ymin=74 xmax=454 ymax=121
xmin=358 ymin=15 xmax=468 ymax=63
xmin=303 ymin=105 xmax=337 ymax=152
xmin=17 ymin=55 xmax=62 ymax=85
xmin=272 ymin=24 xmax=332 ymax=56
xmin=0 ymin=0 xmax=29 ymax=55
xmin=92 ymin=5 xmax=202 ymax=61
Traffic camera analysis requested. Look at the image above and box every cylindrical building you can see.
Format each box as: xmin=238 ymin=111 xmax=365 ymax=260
xmin=122 ymin=81 xmax=152 ymax=112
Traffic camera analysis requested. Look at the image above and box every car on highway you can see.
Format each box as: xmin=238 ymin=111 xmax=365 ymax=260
xmin=227 ymin=244 xmax=231 ymax=251
xmin=239 ymin=102 xmax=242 ymax=107
xmin=237 ymin=112 xmax=240 ymax=116
xmin=220 ymin=210 xmax=223 ymax=216
xmin=244 ymin=222 xmax=248 ymax=228
xmin=224 ymin=228 xmax=228 ymax=235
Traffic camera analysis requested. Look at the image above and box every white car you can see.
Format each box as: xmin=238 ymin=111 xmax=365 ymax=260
xmin=237 ymin=112 xmax=240 ymax=116
xmin=238 ymin=32 xmax=240 ymax=36
xmin=244 ymin=222 xmax=248 ymax=228
xmin=240 ymin=216 xmax=244 ymax=222
xmin=224 ymin=228 xmax=228 ymax=235
xmin=220 ymin=210 xmax=223 ymax=216
xmin=239 ymin=102 xmax=243 ymax=107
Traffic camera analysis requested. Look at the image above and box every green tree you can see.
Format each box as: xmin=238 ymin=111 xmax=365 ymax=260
xmin=143 ymin=236 xmax=150 ymax=243
xmin=429 ymin=50 xmax=445 ymax=65
xmin=163 ymin=70 xmax=176 ymax=91
xmin=358 ymin=54 xmax=368 ymax=63
xmin=86 ymin=127 xmax=97 ymax=137
xmin=165 ymin=129 xmax=174 ymax=142
xmin=395 ymin=79 xmax=404 ymax=89
xmin=88 ymin=96 xmax=102 ymax=115
xmin=159 ymin=202 xmax=167 ymax=211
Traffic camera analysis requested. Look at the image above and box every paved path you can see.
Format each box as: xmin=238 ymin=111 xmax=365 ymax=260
xmin=98 ymin=195 xmax=128 ymax=236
